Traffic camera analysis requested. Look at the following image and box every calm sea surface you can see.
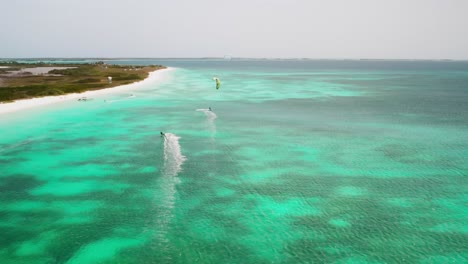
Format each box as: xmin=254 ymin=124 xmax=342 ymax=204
xmin=1 ymin=59 xmax=467 ymax=263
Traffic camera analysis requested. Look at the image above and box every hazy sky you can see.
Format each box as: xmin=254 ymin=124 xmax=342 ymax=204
xmin=1 ymin=0 xmax=467 ymax=59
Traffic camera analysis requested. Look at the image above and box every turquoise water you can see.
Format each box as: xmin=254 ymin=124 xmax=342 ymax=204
xmin=1 ymin=60 xmax=467 ymax=263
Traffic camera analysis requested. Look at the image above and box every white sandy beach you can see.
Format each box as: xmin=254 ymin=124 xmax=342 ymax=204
xmin=0 ymin=67 xmax=174 ymax=115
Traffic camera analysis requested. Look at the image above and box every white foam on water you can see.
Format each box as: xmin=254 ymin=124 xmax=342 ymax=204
xmin=105 ymin=94 xmax=136 ymax=103
xmin=0 ymin=138 xmax=36 ymax=153
xmin=162 ymin=133 xmax=186 ymax=177
xmin=154 ymin=132 xmax=186 ymax=244
xmin=196 ymin=108 xmax=217 ymax=134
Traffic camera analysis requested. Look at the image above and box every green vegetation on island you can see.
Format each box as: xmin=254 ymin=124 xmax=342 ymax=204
xmin=0 ymin=61 xmax=165 ymax=102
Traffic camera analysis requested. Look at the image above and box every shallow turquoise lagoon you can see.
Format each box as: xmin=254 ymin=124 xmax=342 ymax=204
xmin=0 ymin=60 xmax=467 ymax=263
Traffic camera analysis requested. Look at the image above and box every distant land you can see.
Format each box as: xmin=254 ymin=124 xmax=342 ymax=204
xmin=1 ymin=57 xmax=467 ymax=61
xmin=0 ymin=61 xmax=165 ymax=102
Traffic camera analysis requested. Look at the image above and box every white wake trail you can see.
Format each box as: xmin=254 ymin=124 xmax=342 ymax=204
xmin=0 ymin=138 xmax=36 ymax=153
xmin=151 ymin=133 xmax=186 ymax=245
xmin=196 ymin=108 xmax=217 ymax=134
xmin=105 ymin=94 xmax=136 ymax=103
xmin=163 ymin=133 xmax=186 ymax=177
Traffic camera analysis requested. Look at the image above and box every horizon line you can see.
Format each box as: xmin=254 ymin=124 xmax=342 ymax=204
xmin=1 ymin=57 xmax=468 ymax=62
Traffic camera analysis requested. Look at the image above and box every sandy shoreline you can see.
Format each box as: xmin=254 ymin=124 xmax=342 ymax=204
xmin=0 ymin=67 xmax=174 ymax=115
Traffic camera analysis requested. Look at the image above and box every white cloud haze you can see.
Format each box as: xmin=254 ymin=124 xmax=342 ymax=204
xmin=1 ymin=0 xmax=467 ymax=59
